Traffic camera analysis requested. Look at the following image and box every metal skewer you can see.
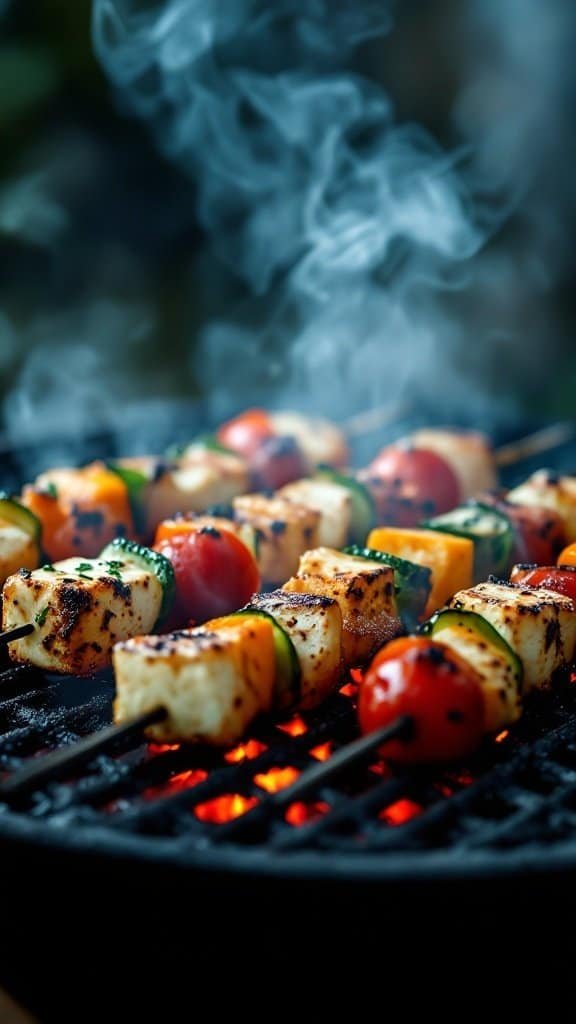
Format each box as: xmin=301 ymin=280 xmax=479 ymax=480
xmin=0 ymin=623 xmax=35 ymax=646
xmin=0 ymin=706 xmax=167 ymax=799
xmin=494 ymin=422 xmax=575 ymax=468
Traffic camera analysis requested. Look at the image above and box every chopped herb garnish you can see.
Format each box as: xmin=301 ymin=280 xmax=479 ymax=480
xmin=75 ymin=563 xmax=93 ymax=573
xmin=34 ymin=606 xmax=49 ymax=627
xmin=106 ymin=560 xmax=125 ymax=570
xmin=43 ymin=482 xmax=58 ymax=500
xmin=42 ymin=564 xmax=55 ymax=572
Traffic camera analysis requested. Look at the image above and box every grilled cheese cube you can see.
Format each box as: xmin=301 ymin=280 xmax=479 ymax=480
xmin=113 ymin=616 xmax=276 ymax=745
xmin=448 ymin=581 xmax=576 ymax=691
xmin=122 ymin=449 xmax=249 ymax=538
xmin=0 ymin=521 xmax=39 ymax=588
xmin=278 ymin=479 xmax=352 ymax=548
xmin=283 ymin=547 xmax=400 ymax=667
xmin=270 ymin=412 xmax=348 ymax=470
xmin=233 ymin=494 xmax=320 ymax=584
xmin=507 ymin=471 xmax=576 ymax=543
xmin=249 ymin=590 xmax=343 ymax=708
xmin=2 ymin=558 xmax=162 ymax=675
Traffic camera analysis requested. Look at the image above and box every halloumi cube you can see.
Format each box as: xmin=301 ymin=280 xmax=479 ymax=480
xmin=233 ymin=494 xmax=320 ymax=584
xmin=270 ymin=412 xmax=348 ymax=470
xmin=448 ymin=581 xmax=576 ymax=690
xmin=2 ymin=557 xmax=162 ymax=675
xmin=122 ymin=449 xmax=249 ymax=538
xmin=507 ymin=471 xmax=576 ymax=543
xmin=277 ymin=479 xmax=352 ymax=548
xmin=283 ymin=547 xmax=400 ymax=667
xmin=248 ymin=590 xmax=343 ymax=708
xmin=0 ymin=522 xmax=39 ymax=588
xmin=113 ymin=616 xmax=276 ymax=745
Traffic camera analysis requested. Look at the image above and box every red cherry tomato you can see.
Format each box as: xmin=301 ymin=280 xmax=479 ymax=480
xmin=217 ymin=409 xmax=275 ymax=459
xmin=154 ymin=527 xmax=261 ymax=627
xmin=367 ymin=446 xmax=461 ymax=515
xmin=510 ymin=564 xmax=576 ymax=602
xmin=483 ymin=496 xmax=565 ymax=566
xmin=249 ymin=436 xmax=308 ymax=491
xmin=358 ymin=636 xmax=485 ymax=763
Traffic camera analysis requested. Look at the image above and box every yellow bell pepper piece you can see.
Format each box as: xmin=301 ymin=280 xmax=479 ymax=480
xmin=367 ymin=526 xmax=474 ymax=615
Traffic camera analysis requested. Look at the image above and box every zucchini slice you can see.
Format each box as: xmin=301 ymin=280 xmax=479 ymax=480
xmin=422 ymin=607 xmax=523 ymax=730
xmin=343 ymin=544 xmax=431 ymax=629
xmin=99 ymin=537 xmax=176 ymax=624
xmin=422 ymin=502 xmax=514 ymax=580
xmin=316 ymin=468 xmax=375 ymax=545
xmin=0 ymin=492 xmax=42 ymax=545
xmin=106 ymin=463 xmax=149 ymax=533
xmin=235 ymin=608 xmax=301 ymax=710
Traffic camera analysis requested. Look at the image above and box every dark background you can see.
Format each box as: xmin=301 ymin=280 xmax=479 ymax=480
xmin=0 ymin=0 xmax=574 ymax=444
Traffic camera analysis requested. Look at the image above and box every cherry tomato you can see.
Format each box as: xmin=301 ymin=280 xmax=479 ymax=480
xmin=510 ymin=564 xmax=576 ymax=602
xmin=558 ymin=541 xmax=576 ymax=568
xmin=249 ymin=436 xmax=308 ymax=491
xmin=217 ymin=409 xmax=275 ymax=459
xmin=154 ymin=527 xmax=260 ymax=627
xmin=483 ymin=495 xmax=565 ymax=566
xmin=366 ymin=446 xmax=461 ymax=515
xmin=358 ymin=636 xmax=485 ymax=763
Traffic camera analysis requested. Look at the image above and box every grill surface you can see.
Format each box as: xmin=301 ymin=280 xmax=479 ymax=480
xmin=2 ymin=408 xmax=576 ymax=885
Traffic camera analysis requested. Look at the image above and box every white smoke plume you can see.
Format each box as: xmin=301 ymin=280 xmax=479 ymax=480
xmin=93 ymin=0 xmax=494 ymax=422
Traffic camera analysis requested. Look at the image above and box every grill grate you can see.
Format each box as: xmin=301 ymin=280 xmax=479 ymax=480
xmin=2 ymin=411 xmax=576 ymax=883
xmin=3 ymin=659 xmax=576 ymax=879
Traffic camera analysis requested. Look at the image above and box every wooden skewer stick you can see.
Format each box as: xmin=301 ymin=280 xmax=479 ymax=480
xmin=494 ymin=422 xmax=575 ymax=468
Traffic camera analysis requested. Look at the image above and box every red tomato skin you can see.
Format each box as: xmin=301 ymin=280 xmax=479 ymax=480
xmin=483 ymin=496 xmax=565 ymax=566
xmin=154 ymin=528 xmax=261 ymax=627
xmin=217 ymin=409 xmax=275 ymax=459
xmin=510 ymin=564 xmax=576 ymax=602
xmin=366 ymin=446 xmax=461 ymax=516
xmin=359 ymin=637 xmax=485 ymax=763
xmin=249 ymin=436 xmax=308 ymax=491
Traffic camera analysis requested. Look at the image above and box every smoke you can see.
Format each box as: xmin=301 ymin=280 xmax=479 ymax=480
xmin=93 ymin=0 xmax=498 ymax=423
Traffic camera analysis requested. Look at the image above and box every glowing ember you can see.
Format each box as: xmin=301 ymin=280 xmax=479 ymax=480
xmin=277 ymin=715 xmax=307 ymax=737
xmin=148 ymin=742 xmax=181 ymax=755
xmin=369 ymin=761 xmax=392 ymax=778
xmin=449 ymin=770 xmax=474 ymax=787
xmin=379 ymin=798 xmax=422 ymax=826
xmin=224 ymin=739 xmax=267 ymax=763
xmin=254 ymin=766 xmax=300 ymax=793
xmin=495 ymin=730 xmax=510 ymax=743
xmin=195 ymin=794 xmax=258 ymax=824
xmin=339 ymin=681 xmax=358 ymax=698
xmin=285 ymin=801 xmax=330 ymax=826
xmin=144 ymin=769 xmax=207 ymax=800
xmin=310 ymin=742 xmax=332 ymax=762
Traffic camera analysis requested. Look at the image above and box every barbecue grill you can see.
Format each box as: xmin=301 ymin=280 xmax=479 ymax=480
xmin=1 ymin=410 xmax=576 ymax=1018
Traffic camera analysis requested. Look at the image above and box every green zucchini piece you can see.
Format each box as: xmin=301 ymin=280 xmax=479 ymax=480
xmin=99 ymin=537 xmax=175 ymax=625
xmin=343 ymin=544 xmax=431 ymax=629
xmin=106 ymin=463 xmax=149 ymax=533
xmin=422 ymin=502 xmax=514 ymax=580
xmin=0 ymin=492 xmax=42 ymax=545
xmin=316 ymin=467 xmax=375 ymax=545
xmin=236 ymin=607 xmax=301 ymax=711
xmin=422 ymin=607 xmax=523 ymax=688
